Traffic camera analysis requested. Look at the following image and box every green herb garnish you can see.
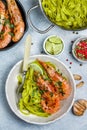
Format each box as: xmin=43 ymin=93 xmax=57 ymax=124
xmin=8 ymin=32 xmax=14 ymax=37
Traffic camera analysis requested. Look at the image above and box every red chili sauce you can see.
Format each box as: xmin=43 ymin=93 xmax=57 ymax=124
xmin=74 ymin=40 xmax=87 ymax=60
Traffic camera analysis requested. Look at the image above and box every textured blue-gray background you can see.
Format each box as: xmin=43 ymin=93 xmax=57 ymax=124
xmin=0 ymin=0 xmax=87 ymax=130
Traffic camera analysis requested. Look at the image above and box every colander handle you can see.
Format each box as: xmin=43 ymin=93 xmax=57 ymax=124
xmin=27 ymin=5 xmax=55 ymax=34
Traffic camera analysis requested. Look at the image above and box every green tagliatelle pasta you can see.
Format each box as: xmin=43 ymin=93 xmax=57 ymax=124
xmin=18 ymin=64 xmax=49 ymax=117
xmin=42 ymin=0 xmax=87 ymax=29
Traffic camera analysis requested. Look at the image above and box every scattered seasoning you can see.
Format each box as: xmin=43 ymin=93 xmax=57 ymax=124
xmin=10 ymin=23 xmax=14 ymax=28
xmin=0 ymin=31 xmax=5 ymax=39
xmin=76 ymin=32 xmax=78 ymax=34
xmin=58 ymin=81 xmax=62 ymax=86
xmin=4 ymin=19 xmax=10 ymax=26
xmin=73 ymin=31 xmax=75 ymax=34
xmin=50 ymin=92 xmax=53 ymax=97
xmin=66 ymin=59 xmax=68 ymax=61
xmin=8 ymin=32 xmax=14 ymax=37
xmin=70 ymin=62 xmax=72 ymax=64
xmin=80 ymin=64 xmax=83 ymax=66
xmin=72 ymin=31 xmax=79 ymax=34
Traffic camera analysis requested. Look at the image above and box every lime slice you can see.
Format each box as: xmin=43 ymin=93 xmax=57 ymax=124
xmin=30 ymin=61 xmax=43 ymax=75
xmin=53 ymin=43 xmax=63 ymax=54
xmin=45 ymin=41 xmax=53 ymax=54
xmin=49 ymin=36 xmax=62 ymax=44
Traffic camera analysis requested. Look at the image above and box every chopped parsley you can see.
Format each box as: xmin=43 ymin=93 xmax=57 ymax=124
xmin=58 ymin=81 xmax=62 ymax=86
xmin=50 ymin=92 xmax=53 ymax=97
xmin=8 ymin=32 xmax=14 ymax=37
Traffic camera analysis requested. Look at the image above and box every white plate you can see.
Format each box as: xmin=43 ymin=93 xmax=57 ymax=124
xmin=5 ymin=55 xmax=76 ymax=125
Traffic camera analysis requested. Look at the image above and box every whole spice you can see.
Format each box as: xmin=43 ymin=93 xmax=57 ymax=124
xmin=76 ymin=32 xmax=78 ymax=34
xmin=72 ymin=99 xmax=87 ymax=116
xmin=79 ymin=64 xmax=83 ymax=66
xmin=73 ymin=74 xmax=82 ymax=80
xmin=66 ymin=59 xmax=68 ymax=61
xmin=70 ymin=62 xmax=72 ymax=64
xmin=76 ymin=81 xmax=84 ymax=88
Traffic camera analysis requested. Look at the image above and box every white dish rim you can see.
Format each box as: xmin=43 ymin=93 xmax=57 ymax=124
xmin=5 ymin=55 xmax=76 ymax=125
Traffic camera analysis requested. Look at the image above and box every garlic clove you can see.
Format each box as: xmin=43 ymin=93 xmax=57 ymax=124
xmin=76 ymin=81 xmax=84 ymax=88
xmin=73 ymin=74 xmax=82 ymax=80
xmin=72 ymin=99 xmax=86 ymax=116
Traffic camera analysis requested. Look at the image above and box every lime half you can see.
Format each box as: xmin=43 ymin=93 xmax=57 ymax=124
xmin=49 ymin=36 xmax=62 ymax=44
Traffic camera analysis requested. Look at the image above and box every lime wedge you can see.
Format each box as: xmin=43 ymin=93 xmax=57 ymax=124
xmin=45 ymin=41 xmax=53 ymax=54
xmin=30 ymin=61 xmax=43 ymax=75
xmin=53 ymin=43 xmax=63 ymax=54
xmin=49 ymin=36 xmax=62 ymax=44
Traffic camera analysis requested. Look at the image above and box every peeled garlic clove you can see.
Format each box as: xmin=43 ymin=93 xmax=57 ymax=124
xmin=72 ymin=100 xmax=86 ymax=116
xmin=73 ymin=74 xmax=82 ymax=80
xmin=76 ymin=81 xmax=84 ymax=88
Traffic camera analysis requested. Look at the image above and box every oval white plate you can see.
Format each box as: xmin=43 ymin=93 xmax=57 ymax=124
xmin=5 ymin=55 xmax=76 ymax=125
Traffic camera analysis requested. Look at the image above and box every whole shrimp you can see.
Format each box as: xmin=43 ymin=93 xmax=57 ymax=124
xmin=6 ymin=0 xmax=25 ymax=42
xmin=0 ymin=11 xmax=11 ymax=49
xmin=0 ymin=0 xmax=5 ymax=32
xmin=38 ymin=60 xmax=72 ymax=100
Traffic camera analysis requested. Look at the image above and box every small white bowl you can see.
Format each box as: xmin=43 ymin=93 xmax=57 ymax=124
xmin=72 ymin=37 xmax=87 ymax=63
xmin=43 ymin=35 xmax=64 ymax=56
